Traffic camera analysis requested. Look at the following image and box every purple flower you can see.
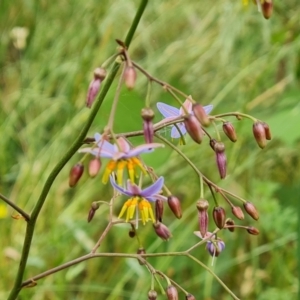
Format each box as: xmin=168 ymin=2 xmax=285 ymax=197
xmin=156 ymin=98 xmax=213 ymax=138
xmin=79 ymin=133 xmax=164 ymax=184
xmin=110 ymin=176 xmax=167 ymax=226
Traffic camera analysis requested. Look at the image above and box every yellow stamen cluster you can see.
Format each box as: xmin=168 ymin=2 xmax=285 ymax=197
xmin=118 ymin=197 xmax=155 ymax=225
xmin=102 ymin=158 xmax=147 ymax=185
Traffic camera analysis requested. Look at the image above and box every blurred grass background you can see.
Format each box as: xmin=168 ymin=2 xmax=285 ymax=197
xmin=0 ymin=0 xmax=299 ymax=299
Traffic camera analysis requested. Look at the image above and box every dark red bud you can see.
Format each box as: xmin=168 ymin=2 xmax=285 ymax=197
xmin=247 ymin=226 xmax=260 ymax=235
xmin=86 ymin=68 xmax=106 ymax=108
xmin=186 ymin=294 xmax=196 ymax=300
xmin=262 ymin=122 xmax=272 ymax=140
xmin=213 ymin=206 xmax=226 ymax=229
xmin=253 ymin=122 xmax=267 ymax=149
xmin=167 ymin=196 xmax=182 ymax=219
xmin=262 ymin=0 xmax=273 ymax=19
xmin=214 ymin=142 xmax=226 ymax=179
xmin=192 ymin=103 xmax=210 ymax=127
xmin=128 ymin=230 xmax=135 ymax=238
xmin=232 ymin=206 xmax=244 ymax=220
xmin=88 ymin=158 xmax=101 ymax=178
xmin=69 ymin=163 xmax=84 ymax=187
xmin=183 ymin=114 xmax=203 ymax=144
xmin=166 ymin=285 xmax=178 ymax=300
xmin=137 ymin=247 xmax=146 ymax=265
xmin=155 ymin=199 xmax=164 ymax=222
xmin=197 ymin=199 xmax=209 ymax=237
xmin=225 ymin=218 xmax=235 ymax=232
xmin=141 ymin=108 xmax=155 ymax=143
xmin=243 ymin=202 xmax=259 ymax=220
xmin=222 ymin=122 xmax=237 ymax=142
xmin=124 ymin=66 xmax=137 ymax=90
xmin=148 ymin=290 xmax=158 ymax=300
xmin=153 ymin=222 xmax=172 ymax=241
xmin=87 ymin=202 xmax=100 ymax=223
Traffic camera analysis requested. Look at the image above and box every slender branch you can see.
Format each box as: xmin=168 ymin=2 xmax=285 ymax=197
xmin=7 ymin=1 xmax=148 ymax=299
xmin=0 ymin=193 xmax=30 ymax=221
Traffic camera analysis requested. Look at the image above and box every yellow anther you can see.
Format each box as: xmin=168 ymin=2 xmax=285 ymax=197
xmin=132 ymin=157 xmax=147 ymax=175
xmin=138 ymin=199 xmax=154 ymax=224
xmin=127 ymin=158 xmax=135 ymax=182
xmin=117 ymin=160 xmax=127 ymax=185
xmin=102 ymin=160 xmax=117 ymax=184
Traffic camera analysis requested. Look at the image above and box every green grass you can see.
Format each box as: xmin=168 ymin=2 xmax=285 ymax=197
xmin=0 ymin=0 xmax=299 ymax=299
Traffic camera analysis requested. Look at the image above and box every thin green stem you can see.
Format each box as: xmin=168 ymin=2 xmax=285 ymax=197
xmin=7 ymin=1 xmax=148 ymax=298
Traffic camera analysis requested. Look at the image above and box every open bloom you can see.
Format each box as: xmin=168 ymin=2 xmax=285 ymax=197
xmin=156 ymin=98 xmax=213 ymax=138
xmin=110 ymin=176 xmax=167 ymax=226
xmin=79 ymin=133 xmax=164 ymax=184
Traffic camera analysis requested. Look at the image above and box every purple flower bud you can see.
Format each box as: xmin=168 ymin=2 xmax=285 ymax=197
xmin=167 ymin=196 xmax=182 ymax=219
xmin=253 ymin=122 xmax=267 ymax=149
xmin=87 ymin=202 xmax=100 ymax=222
xmin=231 ymin=206 xmax=244 ymax=220
xmin=213 ymin=206 xmax=226 ymax=229
xmin=141 ymin=108 xmax=155 ymax=143
xmin=153 ymin=222 xmax=172 ymax=241
xmin=262 ymin=122 xmax=272 ymax=140
xmin=247 ymin=226 xmax=260 ymax=235
xmin=69 ymin=163 xmax=84 ymax=187
xmin=222 ymin=122 xmax=237 ymax=142
xmin=192 ymin=103 xmax=210 ymax=127
xmin=186 ymin=293 xmax=196 ymax=300
xmin=88 ymin=158 xmax=101 ymax=178
xmin=262 ymin=0 xmax=273 ymax=19
xmin=155 ymin=199 xmax=164 ymax=222
xmin=166 ymin=285 xmax=178 ymax=300
xmin=225 ymin=218 xmax=235 ymax=232
xmin=196 ymin=199 xmax=209 ymax=238
xmin=243 ymin=202 xmax=259 ymax=220
xmin=214 ymin=142 xmax=227 ymax=179
xmin=148 ymin=290 xmax=158 ymax=300
xmin=86 ymin=68 xmax=106 ymax=108
xmin=124 ymin=66 xmax=137 ymax=90
xmin=183 ymin=114 xmax=203 ymax=144
xmin=206 ymin=239 xmax=225 ymax=257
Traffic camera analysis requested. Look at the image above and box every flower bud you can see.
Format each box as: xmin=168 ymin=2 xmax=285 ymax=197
xmin=253 ymin=122 xmax=267 ymax=149
xmin=153 ymin=222 xmax=172 ymax=241
xmin=86 ymin=68 xmax=106 ymax=108
xmin=69 ymin=163 xmax=84 ymax=187
xmin=196 ymin=199 xmax=209 ymax=238
xmin=166 ymin=285 xmax=178 ymax=300
xmin=232 ymin=206 xmax=244 ymax=220
xmin=87 ymin=202 xmax=100 ymax=223
xmin=206 ymin=239 xmax=225 ymax=257
xmin=124 ymin=66 xmax=137 ymax=90
xmin=186 ymin=294 xmax=196 ymax=300
xmin=141 ymin=108 xmax=155 ymax=143
xmin=243 ymin=202 xmax=259 ymax=220
xmin=222 ymin=122 xmax=237 ymax=142
xmin=262 ymin=0 xmax=273 ymax=19
xmin=167 ymin=196 xmax=182 ymax=219
xmin=262 ymin=122 xmax=272 ymax=140
xmin=213 ymin=206 xmax=226 ymax=229
xmin=155 ymin=199 xmax=164 ymax=222
xmin=225 ymin=218 xmax=235 ymax=232
xmin=192 ymin=103 xmax=210 ymax=127
xmin=148 ymin=290 xmax=158 ymax=300
xmin=247 ymin=226 xmax=260 ymax=235
xmin=88 ymin=158 xmax=101 ymax=178
xmin=214 ymin=142 xmax=226 ymax=179
xmin=128 ymin=229 xmax=135 ymax=238
xmin=183 ymin=114 xmax=203 ymax=144
xmin=137 ymin=247 xmax=146 ymax=265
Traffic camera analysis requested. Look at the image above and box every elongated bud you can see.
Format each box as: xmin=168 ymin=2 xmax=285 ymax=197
xmin=196 ymin=199 xmax=209 ymax=238
xmin=192 ymin=103 xmax=210 ymax=127
xmin=183 ymin=114 xmax=203 ymax=144
xmin=124 ymin=66 xmax=137 ymax=90
xmin=87 ymin=202 xmax=100 ymax=222
xmin=166 ymin=285 xmax=178 ymax=300
xmin=148 ymin=290 xmax=158 ymax=300
xmin=69 ymin=163 xmax=84 ymax=187
xmin=186 ymin=294 xmax=196 ymax=300
xmin=153 ymin=222 xmax=172 ymax=241
xmin=244 ymin=202 xmax=259 ymax=220
xmin=232 ymin=206 xmax=244 ymax=220
xmin=88 ymin=158 xmax=101 ymax=178
xmin=247 ymin=226 xmax=260 ymax=235
xmin=213 ymin=206 xmax=226 ymax=229
xmin=167 ymin=196 xmax=182 ymax=219
xmin=86 ymin=67 xmax=106 ymax=108
xmin=262 ymin=0 xmax=273 ymax=19
xmin=222 ymin=122 xmax=237 ymax=142
xmin=206 ymin=239 xmax=225 ymax=257
xmin=155 ymin=199 xmax=164 ymax=222
xmin=262 ymin=122 xmax=272 ymax=140
xmin=141 ymin=108 xmax=155 ymax=143
xmin=214 ymin=142 xmax=226 ymax=179
xmin=253 ymin=122 xmax=267 ymax=149
xmin=225 ymin=218 xmax=235 ymax=232
xmin=137 ymin=247 xmax=146 ymax=265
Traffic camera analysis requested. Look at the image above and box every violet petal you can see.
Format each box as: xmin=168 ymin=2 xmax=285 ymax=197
xmin=140 ymin=177 xmax=164 ymax=198
xmin=157 ymin=102 xmax=180 ymax=118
